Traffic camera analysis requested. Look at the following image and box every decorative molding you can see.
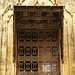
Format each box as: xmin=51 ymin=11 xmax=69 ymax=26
xmin=33 ymin=1 xmax=41 ymax=6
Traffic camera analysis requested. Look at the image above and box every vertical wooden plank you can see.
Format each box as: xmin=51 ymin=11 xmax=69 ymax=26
xmin=13 ymin=10 xmax=17 ymax=75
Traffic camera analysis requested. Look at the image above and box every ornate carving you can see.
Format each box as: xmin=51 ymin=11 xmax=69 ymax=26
xmin=14 ymin=6 xmax=63 ymax=75
xmin=17 ymin=29 xmax=59 ymax=75
xmin=15 ymin=7 xmax=60 ymax=28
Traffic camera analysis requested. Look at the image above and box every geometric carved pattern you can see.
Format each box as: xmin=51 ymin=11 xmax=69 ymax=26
xmin=25 ymin=61 xmax=31 ymax=71
xmin=32 ymin=47 xmax=38 ymax=56
xmin=17 ymin=29 xmax=59 ymax=75
xmin=19 ymin=61 xmax=24 ymax=71
xmin=25 ymin=47 xmax=31 ymax=56
xmin=14 ymin=6 xmax=63 ymax=75
xmin=19 ymin=46 xmax=24 ymax=56
xmin=41 ymin=12 xmax=50 ymax=16
xmin=16 ymin=8 xmax=60 ymax=27
xmin=32 ymin=61 xmax=38 ymax=71
xmin=27 ymin=12 xmax=36 ymax=17
xmin=18 ymin=31 xmax=25 ymax=43
xmin=32 ymin=32 xmax=38 ymax=42
xmin=52 ymin=48 xmax=57 ymax=56
xmin=25 ymin=32 xmax=31 ymax=41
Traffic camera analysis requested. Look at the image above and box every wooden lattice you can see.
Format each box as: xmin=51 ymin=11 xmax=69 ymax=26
xmin=14 ymin=6 xmax=63 ymax=75
xmin=17 ymin=29 xmax=60 ymax=75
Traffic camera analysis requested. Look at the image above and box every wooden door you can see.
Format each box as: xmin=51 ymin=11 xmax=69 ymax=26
xmin=14 ymin=6 xmax=63 ymax=75
xmin=17 ymin=29 xmax=60 ymax=75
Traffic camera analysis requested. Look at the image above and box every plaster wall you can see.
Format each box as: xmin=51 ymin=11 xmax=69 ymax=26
xmin=0 ymin=0 xmax=75 ymax=75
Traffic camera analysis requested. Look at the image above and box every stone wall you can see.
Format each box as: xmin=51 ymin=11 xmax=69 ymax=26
xmin=0 ymin=0 xmax=75 ymax=75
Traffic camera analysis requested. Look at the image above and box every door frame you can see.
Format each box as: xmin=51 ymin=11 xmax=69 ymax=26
xmin=13 ymin=6 xmax=63 ymax=75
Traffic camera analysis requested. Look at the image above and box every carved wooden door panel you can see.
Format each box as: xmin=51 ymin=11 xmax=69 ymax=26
xmin=14 ymin=6 xmax=63 ymax=75
xmin=17 ymin=29 xmax=60 ymax=75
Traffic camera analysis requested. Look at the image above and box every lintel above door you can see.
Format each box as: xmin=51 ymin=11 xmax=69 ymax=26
xmin=14 ymin=6 xmax=63 ymax=29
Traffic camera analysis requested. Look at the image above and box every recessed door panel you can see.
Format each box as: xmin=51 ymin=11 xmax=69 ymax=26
xmin=17 ymin=29 xmax=60 ymax=75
